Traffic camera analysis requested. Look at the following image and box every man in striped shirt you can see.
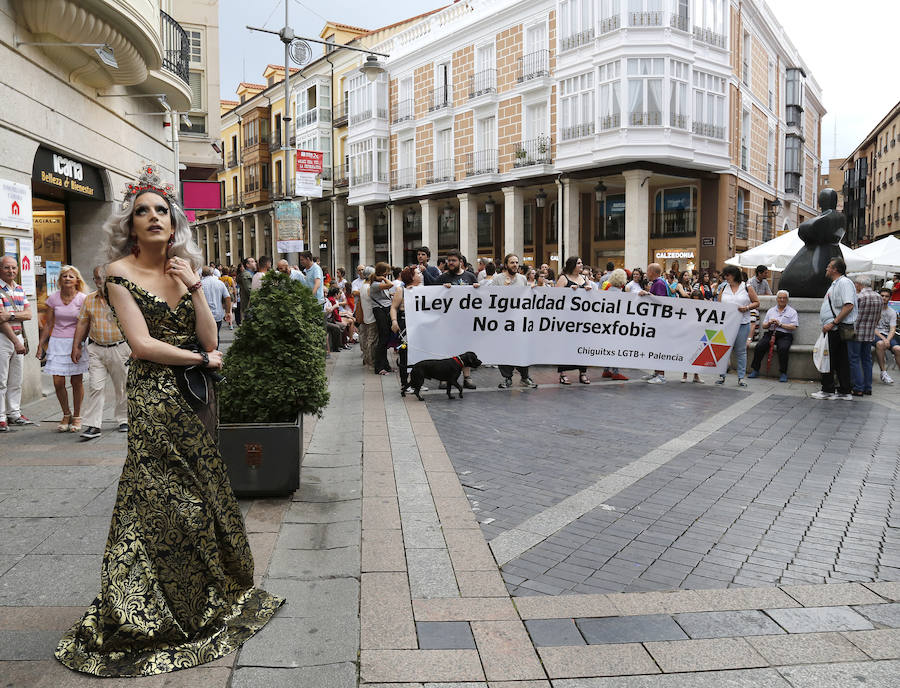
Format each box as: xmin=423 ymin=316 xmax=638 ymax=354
xmin=848 ymin=274 xmax=882 ymax=396
xmin=0 ymin=255 xmax=33 ymax=431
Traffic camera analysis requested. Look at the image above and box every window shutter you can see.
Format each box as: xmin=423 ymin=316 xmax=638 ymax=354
xmin=190 ymin=72 xmax=203 ymax=111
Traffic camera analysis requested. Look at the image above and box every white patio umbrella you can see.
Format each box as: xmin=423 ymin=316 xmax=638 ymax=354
xmin=851 ymin=235 xmax=900 ymax=273
xmin=725 ymin=229 xmax=872 ymax=273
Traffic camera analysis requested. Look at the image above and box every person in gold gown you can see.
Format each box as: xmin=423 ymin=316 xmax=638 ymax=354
xmin=55 ymin=166 xmax=283 ymax=677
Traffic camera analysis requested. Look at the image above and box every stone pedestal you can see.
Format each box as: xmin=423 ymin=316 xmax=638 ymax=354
xmin=746 ymin=296 xmax=822 ymax=381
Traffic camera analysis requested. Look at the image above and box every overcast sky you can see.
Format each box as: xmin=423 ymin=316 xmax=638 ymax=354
xmin=219 ymin=0 xmax=897 ymax=160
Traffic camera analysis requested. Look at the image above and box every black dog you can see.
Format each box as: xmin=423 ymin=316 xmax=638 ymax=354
xmin=403 ymin=351 xmax=482 ymax=401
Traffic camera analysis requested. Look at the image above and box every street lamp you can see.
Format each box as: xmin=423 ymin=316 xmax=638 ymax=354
xmin=405 ymin=207 xmax=416 ymax=224
xmin=443 ymin=201 xmax=453 ymax=219
xmin=594 ymin=181 xmax=607 ymax=204
xmin=535 ymin=188 xmax=547 ymax=209
xmin=484 ymin=196 xmax=496 ymax=214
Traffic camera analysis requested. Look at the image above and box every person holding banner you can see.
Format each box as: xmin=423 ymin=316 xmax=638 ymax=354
xmin=370 ymin=262 xmax=396 ymax=375
xmin=716 ymin=265 xmax=759 ymax=387
xmin=601 ymin=269 xmax=630 ymax=382
xmin=439 ymin=250 xmax=477 ymax=389
xmin=492 ymin=254 xmax=539 ymax=389
xmin=390 ymin=266 xmax=423 ymax=394
xmin=556 ymin=256 xmax=593 ymax=385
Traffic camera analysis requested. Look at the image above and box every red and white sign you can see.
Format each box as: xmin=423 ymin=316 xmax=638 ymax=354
xmin=18 ymin=238 xmax=36 ymax=296
xmin=295 ymin=150 xmax=324 ymax=198
xmin=0 ymin=179 xmax=32 ymax=230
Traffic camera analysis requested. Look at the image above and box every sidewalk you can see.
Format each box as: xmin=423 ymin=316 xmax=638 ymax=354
xmin=2 ymin=343 xmax=900 ymax=686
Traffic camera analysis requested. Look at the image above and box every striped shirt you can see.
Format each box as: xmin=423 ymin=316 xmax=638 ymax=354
xmin=77 ymin=291 xmax=125 ymax=345
xmin=0 ymin=282 xmax=26 ymax=334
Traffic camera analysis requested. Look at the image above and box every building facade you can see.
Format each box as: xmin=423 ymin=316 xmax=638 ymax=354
xmin=0 ymin=0 xmax=216 ymax=403
xmin=197 ymin=0 xmax=824 ymax=280
xmin=841 ymin=100 xmax=900 ymax=246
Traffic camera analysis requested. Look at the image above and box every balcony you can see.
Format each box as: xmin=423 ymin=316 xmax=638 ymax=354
xmin=741 ymin=144 xmax=749 ymax=171
xmin=670 ymin=113 xmax=688 ymax=130
xmin=560 ymin=28 xmax=594 ymax=52
xmin=670 ymin=14 xmax=689 ymax=32
xmin=630 ymin=111 xmax=662 ymax=127
xmin=513 ymin=137 xmax=551 ymax=168
xmin=225 ymin=193 xmax=242 ymax=210
xmin=426 ymin=160 xmax=454 ymax=185
xmin=600 ymin=15 xmax=621 ymax=34
xmin=736 ymin=211 xmax=749 ymax=239
xmin=469 ymin=70 xmax=497 ymax=99
xmin=393 ymin=98 xmax=414 ymax=124
xmin=350 ymin=107 xmax=387 ymax=126
xmin=693 ymin=26 xmax=726 ymax=48
xmin=430 ymin=86 xmax=452 ymax=111
xmin=160 ymin=10 xmax=189 ymax=84
xmin=600 ymin=114 xmax=621 ymax=131
xmin=692 ymin=122 xmax=725 ymax=139
xmin=465 ymin=150 xmax=498 ymax=177
xmin=269 ymin=181 xmax=284 ymax=198
xmin=334 ymin=164 xmax=349 ymax=188
xmin=297 ymin=107 xmax=330 ymax=129
xmin=629 ymin=11 xmax=663 ymax=26
xmin=517 ymin=51 xmax=550 ymax=82
xmin=390 ymin=167 xmax=416 ymax=191
xmin=227 ymin=152 xmax=238 ymax=168
xmin=651 ymin=210 xmax=696 ymax=238
xmin=561 ymin=122 xmax=595 ymax=140
xmin=762 ymin=217 xmax=773 ymax=242
xmin=269 ymin=133 xmax=283 ymax=152
xmin=333 ymin=102 xmax=349 ymax=128
xmin=352 ymin=169 xmax=388 ymax=186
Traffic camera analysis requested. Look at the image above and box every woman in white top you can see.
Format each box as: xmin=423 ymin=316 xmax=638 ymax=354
xmin=358 ymin=266 xmax=376 ymax=368
xmin=625 ymin=267 xmax=645 ymax=294
xmin=717 ymin=265 xmax=759 ymax=386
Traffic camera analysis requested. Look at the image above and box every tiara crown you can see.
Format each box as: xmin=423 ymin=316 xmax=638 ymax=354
xmin=121 ymin=164 xmax=176 ymax=209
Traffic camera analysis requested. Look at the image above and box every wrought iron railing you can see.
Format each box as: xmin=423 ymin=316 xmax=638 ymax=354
xmin=736 ymin=211 xmax=749 ymax=239
xmin=651 ymin=210 xmax=697 ymax=238
xmin=630 ymin=11 xmax=663 ymax=26
xmin=670 ymin=113 xmax=688 ymax=129
xmin=670 ymin=14 xmax=689 ymax=31
xmin=561 ymin=122 xmax=595 ymax=140
xmin=600 ymin=114 xmax=621 ymax=130
xmin=297 ymin=108 xmax=330 ymax=128
xmin=334 ymin=164 xmax=349 ymax=187
xmin=332 ymin=101 xmax=348 ymax=127
xmin=513 ymin=137 xmax=551 ymax=168
xmin=559 ymin=28 xmax=594 ymax=52
xmin=269 ymin=134 xmax=282 ymax=152
xmin=465 ymin=150 xmax=498 ymax=177
xmin=692 ymin=122 xmax=726 ymax=139
xmin=227 ymin=152 xmax=238 ymax=168
xmin=741 ymin=144 xmax=749 ymax=171
xmin=349 ymin=107 xmax=387 ymax=125
xmin=430 ymin=85 xmax=452 ymax=111
xmin=630 ymin=111 xmax=662 ymax=126
xmin=160 ymin=10 xmax=190 ymax=84
xmin=600 ymin=15 xmax=620 ymax=33
xmin=762 ymin=216 xmax=773 ymax=242
xmin=390 ymin=167 xmax=416 ymax=190
xmin=517 ymin=50 xmax=550 ymax=82
xmin=469 ymin=69 xmax=497 ymax=98
xmin=393 ymin=98 xmax=414 ymax=124
xmin=693 ymin=26 xmax=726 ymax=48
xmin=426 ymin=160 xmax=454 ymax=185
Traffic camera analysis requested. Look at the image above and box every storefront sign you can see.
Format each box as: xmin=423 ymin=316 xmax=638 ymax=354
xmin=701 ymin=237 xmax=715 ymax=247
xmin=295 ymin=150 xmax=324 ymax=198
xmin=274 ymin=201 xmax=304 ymax=253
xmin=32 ymin=147 xmax=105 ymax=200
xmin=655 ymin=250 xmax=695 ymax=260
xmin=406 ymin=286 xmax=742 ymax=374
xmin=0 ymin=179 xmax=32 ymax=230
xmin=18 ymin=238 xmax=36 ymax=296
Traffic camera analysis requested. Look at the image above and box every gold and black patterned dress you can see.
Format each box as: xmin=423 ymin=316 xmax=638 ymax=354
xmin=55 ymin=276 xmax=283 ymax=677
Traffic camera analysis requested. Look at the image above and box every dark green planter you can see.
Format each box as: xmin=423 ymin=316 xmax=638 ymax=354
xmin=219 ymin=415 xmax=303 ymax=498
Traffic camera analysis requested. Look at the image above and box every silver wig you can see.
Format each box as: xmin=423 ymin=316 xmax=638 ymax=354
xmin=102 ymin=191 xmax=203 ymax=270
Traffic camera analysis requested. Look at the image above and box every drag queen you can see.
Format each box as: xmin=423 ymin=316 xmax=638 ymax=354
xmin=55 ymin=166 xmax=283 ymax=676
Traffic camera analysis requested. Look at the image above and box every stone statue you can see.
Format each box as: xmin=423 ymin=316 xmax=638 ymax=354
xmin=778 ymin=188 xmax=845 ymax=298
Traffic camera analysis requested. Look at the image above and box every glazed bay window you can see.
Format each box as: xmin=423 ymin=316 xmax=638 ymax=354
xmin=785 ymin=68 xmax=804 ymax=128
xmin=598 ymin=60 xmax=621 ymax=130
xmin=600 ymin=0 xmax=621 ymax=33
xmin=348 ymin=73 xmax=388 ymax=125
xmin=784 ymin=133 xmax=802 ymax=194
xmin=628 ymin=0 xmax=663 ymax=27
xmin=295 ymin=82 xmax=331 ymax=129
xmin=559 ymin=0 xmax=594 ymax=51
xmin=349 ymin=137 xmax=388 ymax=185
xmin=691 ymin=0 xmax=726 ymax=47
xmin=627 ymin=58 xmax=663 ymax=126
xmin=669 ymin=60 xmax=688 ymax=129
xmin=692 ymin=70 xmax=725 ymax=139
xmin=560 ymin=72 xmax=595 ymax=140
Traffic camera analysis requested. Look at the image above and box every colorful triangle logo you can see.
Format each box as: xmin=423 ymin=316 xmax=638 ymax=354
xmin=692 ymin=344 xmax=718 ymax=367
xmin=711 ymin=343 xmax=732 ymax=362
xmin=711 ymin=330 xmax=728 ymax=344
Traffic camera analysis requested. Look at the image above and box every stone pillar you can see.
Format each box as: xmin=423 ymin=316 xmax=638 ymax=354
xmin=623 ymin=169 xmax=651 ymax=269
xmin=561 ymin=179 xmax=580 ymax=263
xmin=269 ymin=210 xmax=278 ymax=259
xmin=204 ymin=224 xmax=214 ymax=264
xmin=241 ymin=216 xmax=252 ymax=261
xmin=502 ymin=186 xmax=524 ymax=260
xmin=253 ymin=214 xmax=263 ymax=259
xmin=306 ymin=201 xmax=319 ymax=256
xmin=458 ymin=193 xmax=478 ymax=262
xmin=216 ymin=222 xmax=227 ymax=265
xmin=358 ymin=206 xmax=374 ymax=267
xmin=332 ymin=198 xmax=348 ymax=270
xmin=389 ymin=205 xmax=404 ymax=267
xmin=420 ymin=199 xmax=438 ymax=253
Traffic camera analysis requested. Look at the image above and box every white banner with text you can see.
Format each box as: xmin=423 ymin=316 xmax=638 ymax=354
xmin=405 ymin=286 xmax=742 ymax=373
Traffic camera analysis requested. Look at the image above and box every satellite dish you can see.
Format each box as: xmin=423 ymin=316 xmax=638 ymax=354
xmin=289 ymin=40 xmax=312 ymax=67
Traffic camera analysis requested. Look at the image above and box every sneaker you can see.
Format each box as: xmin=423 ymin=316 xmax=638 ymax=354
xmin=747 ymin=370 xmax=759 ymax=379
xmin=693 ymin=375 xmax=704 ymax=384
xmin=835 ymin=393 xmax=854 ymax=401
xmin=646 ymin=375 xmax=666 ymax=384
xmin=611 ymin=373 xmax=629 ymax=381
xmin=463 ymin=378 xmax=476 ymax=390
xmin=715 ymin=376 xmax=726 ymax=385
xmin=881 ymin=371 xmax=894 ymax=384
xmin=779 ymin=373 xmax=788 ymax=383
xmin=80 ymin=426 xmax=101 ymax=440
xmin=738 ymin=379 xmax=748 ymax=387
xmin=520 ymin=377 xmax=538 ymax=388
xmin=640 ymin=373 xmax=657 ymax=381
xmin=498 ymin=377 xmax=513 ymax=389
xmin=9 ymin=414 xmax=34 ymax=425
xmin=118 ymin=423 xmax=128 ymax=433
xmin=0 ymin=421 xmax=7 ymax=432
xmin=810 ymin=390 xmax=835 ymax=400
xmin=602 ymin=369 xmax=613 ymax=379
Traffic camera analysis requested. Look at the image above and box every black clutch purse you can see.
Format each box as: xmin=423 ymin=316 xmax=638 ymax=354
xmin=172 ymin=346 xmax=223 ymax=412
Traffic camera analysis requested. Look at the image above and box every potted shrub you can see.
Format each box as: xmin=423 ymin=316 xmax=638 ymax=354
xmin=217 ymin=270 xmax=329 ymax=497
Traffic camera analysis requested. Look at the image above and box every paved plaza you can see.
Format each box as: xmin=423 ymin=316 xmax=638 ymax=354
xmin=2 ymin=344 xmax=900 ymax=686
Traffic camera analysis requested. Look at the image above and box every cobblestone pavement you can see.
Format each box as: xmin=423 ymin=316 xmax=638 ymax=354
xmin=4 ymin=338 xmax=900 ymax=686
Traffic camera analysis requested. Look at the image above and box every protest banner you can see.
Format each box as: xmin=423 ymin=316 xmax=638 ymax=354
xmin=405 ymin=286 xmax=742 ymax=374
xmin=274 ymin=200 xmax=303 ymax=253
xmin=295 ymin=150 xmax=324 ymax=198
